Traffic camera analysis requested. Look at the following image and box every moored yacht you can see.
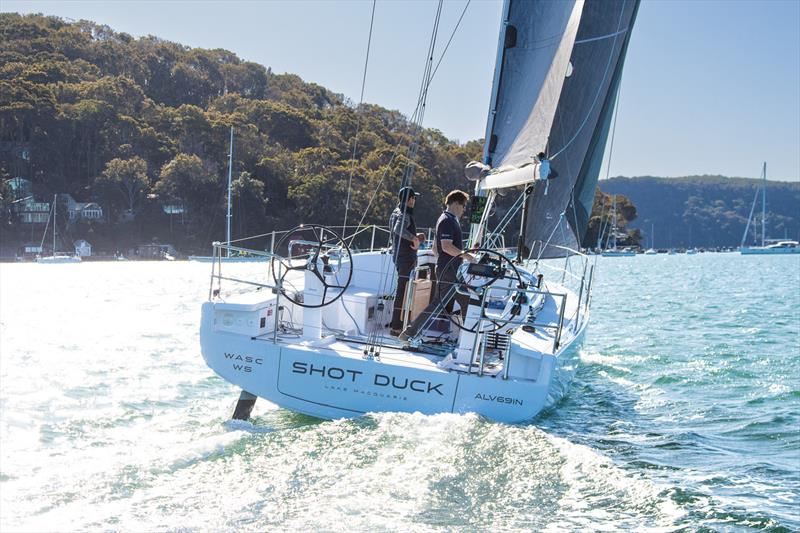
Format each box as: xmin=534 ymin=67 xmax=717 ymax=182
xmin=739 ymin=163 xmax=797 ymax=255
xmin=740 ymin=239 xmax=799 ymax=255
xmin=188 ymin=128 xmax=269 ymax=263
xmin=601 ymin=195 xmax=635 ymax=257
xmin=36 ymin=194 xmax=81 ymax=264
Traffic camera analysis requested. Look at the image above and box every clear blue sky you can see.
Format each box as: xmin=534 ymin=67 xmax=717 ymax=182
xmin=4 ymin=0 xmax=799 ymax=182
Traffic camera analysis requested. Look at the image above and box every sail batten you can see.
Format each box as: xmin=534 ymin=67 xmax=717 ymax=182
xmin=481 ymin=0 xmax=640 ymax=257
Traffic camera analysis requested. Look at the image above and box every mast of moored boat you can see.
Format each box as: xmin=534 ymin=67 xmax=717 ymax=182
xmin=611 ymin=196 xmax=617 ymax=250
xmin=226 ymin=127 xmax=234 ymax=258
xmin=761 ymin=161 xmax=766 ymax=248
xmin=651 ymin=222 xmax=654 ymax=249
xmin=740 ymin=169 xmax=760 ymax=248
xmin=53 ymin=194 xmax=57 ymax=255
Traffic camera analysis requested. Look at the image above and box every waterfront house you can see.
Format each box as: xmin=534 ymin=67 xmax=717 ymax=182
xmin=14 ymin=198 xmax=50 ymax=224
xmin=61 ymin=194 xmax=104 ymax=223
xmin=74 ymin=239 xmax=92 ymax=257
xmin=20 ymin=243 xmax=43 ymax=260
xmin=7 ymin=177 xmax=32 ymax=200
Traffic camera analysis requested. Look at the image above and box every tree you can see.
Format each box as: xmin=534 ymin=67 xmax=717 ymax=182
xmin=584 ymin=189 xmax=641 ymax=248
xmin=231 ymin=171 xmax=268 ymax=237
xmin=155 ymin=154 xmax=220 ymax=238
xmin=94 ymin=156 xmax=149 ymax=219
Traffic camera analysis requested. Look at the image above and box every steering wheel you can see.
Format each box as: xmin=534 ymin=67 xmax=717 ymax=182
xmin=444 ymin=248 xmax=525 ymax=334
xmin=271 ymin=224 xmax=352 ymax=308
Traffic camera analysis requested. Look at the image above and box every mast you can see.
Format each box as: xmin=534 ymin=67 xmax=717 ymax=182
xmin=470 ymin=0 xmax=512 ymax=247
xmin=595 ymin=195 xmax=607 ymax=250
xmin=226 ymin=127 xmax=234 ymax=258
xmin=611 ymin=195 xmax=617 ymax=249
xmin=482 ymin=0 xmax=511 ymax=167
xmin=761 ymin=161 xmax=766 ymax=247
xmin=651 ymin=222 xmax=654 ymax=249
xmin=53 ymin=194 xmax=57 ymax=255
xmin=39 ymin=197 xmax=53 ymax=253
xmin=741 ymin=179 xmax=759 ymax=248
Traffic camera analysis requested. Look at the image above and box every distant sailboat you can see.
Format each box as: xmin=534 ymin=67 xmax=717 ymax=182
xmin=602 ymin=196 xmax=635 ymax=256
xmin=36 ymin=194 xmax=81 ymax=264
xmin=685 ymin=224 xmax=697 ymax=254
xmin=644 ymin=222 xmax=657 ymax=254
xmin=189 ymin=127 xmax=266 ymax=262
xmin=740 ymin=162 xmax=799 ymax=255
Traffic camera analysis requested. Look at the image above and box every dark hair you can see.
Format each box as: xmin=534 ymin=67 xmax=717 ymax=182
xmin=445 ymin=190 xmax=469 ymax=207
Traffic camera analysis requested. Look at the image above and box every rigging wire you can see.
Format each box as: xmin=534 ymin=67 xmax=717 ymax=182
xmin=350 ymin=0 xmax=471 ymax=236
xmin=39 ymin=198 xmax=54 ymax=252
xmin=342 ymin=0 xmax=377 ymax=235
xmin=597 ymin=82 xmax=623 ymax=250
xmin=367 ymin=0 xmax=446 ymax=356
xmin=401 ymin=0 xmax=444 ymax=188
xmin=487 ymin=193 xmax=526 ymax=243
xmin=530 ymin=211 xmax=566 ymax=264
xmin=596 ymin=196 xmax=609 ymax=250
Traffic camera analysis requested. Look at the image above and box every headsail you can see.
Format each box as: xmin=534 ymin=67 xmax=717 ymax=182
xmin=481 ymin=0 xmax=641 ymax=257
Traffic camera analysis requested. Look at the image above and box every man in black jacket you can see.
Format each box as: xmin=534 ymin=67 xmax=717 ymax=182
xmin=389 ymin=186 xmax=425 ymax=336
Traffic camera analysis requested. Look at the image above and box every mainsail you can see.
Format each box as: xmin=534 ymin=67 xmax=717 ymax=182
xmin=482 ymin=0 xmax=641 ymax=257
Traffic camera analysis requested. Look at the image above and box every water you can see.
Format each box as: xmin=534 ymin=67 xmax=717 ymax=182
xmin=1 ymin=254 xmax=798 ymax=531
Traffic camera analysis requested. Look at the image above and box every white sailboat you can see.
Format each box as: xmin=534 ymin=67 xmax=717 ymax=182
xmin=199 ymin=0 xmax=641 ymax=423
xmin=189 ymin=127 xmax=267 ymax=262
xmin=685 ymin=224 xmax=698 ymax=254
xmin=36 ymin=194 xmax=81 ymax=264
xmin=740 ymin=162 xmax=799 ymax=255
xmin=644 ymin=222 xmax=657 ymax=254
xmin=602 ymin=196 xmax=635 ymax=256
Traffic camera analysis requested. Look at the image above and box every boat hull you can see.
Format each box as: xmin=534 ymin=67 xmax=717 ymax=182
xmin=200 ymin=302 xmax=583 ymax=423
xmin=739 ymin=246 xmax=800 ymax=255
xmin=36 ymin=256 xmax=82 ymax=263
xmin=601 ymin=251 xmax=636 ymax=257
xmin=188 ymin=256 xmax=268 ymax=262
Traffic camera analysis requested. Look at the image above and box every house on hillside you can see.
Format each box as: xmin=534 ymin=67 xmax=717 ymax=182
xmin=61 ymin=194 xmax=104 ymax=223
xmin=7 ymin=177 xmax=32 ymax=200
xmin=14 ymin=198 xmax=50 ymax=224
xmin=162 ymin=204 xmax=185 ymax=215
xmin=6 ymin=179 xmax=51 ymax=224
xmin=74 ymin=239 xmax=92 ymax=257
xmin=162 ymin=203 xmax=186 ymax=227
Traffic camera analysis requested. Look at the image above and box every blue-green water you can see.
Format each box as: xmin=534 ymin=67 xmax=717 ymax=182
xmin=1 ymin=254 xmax=798 ymax=531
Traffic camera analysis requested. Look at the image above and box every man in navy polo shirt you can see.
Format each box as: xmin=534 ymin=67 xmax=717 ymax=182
xmin=400 ymin=190 xmax=475 ymax=342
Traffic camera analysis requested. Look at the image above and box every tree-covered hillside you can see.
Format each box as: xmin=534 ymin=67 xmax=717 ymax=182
xmin=601 ymin=176 xmax=800 ymax=248
xmin=0 ymin=13 xmax=483 ymax=254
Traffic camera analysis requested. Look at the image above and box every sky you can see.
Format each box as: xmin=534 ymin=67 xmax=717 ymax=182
xmin=4 ymin=0 xmax=800 ymax=182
